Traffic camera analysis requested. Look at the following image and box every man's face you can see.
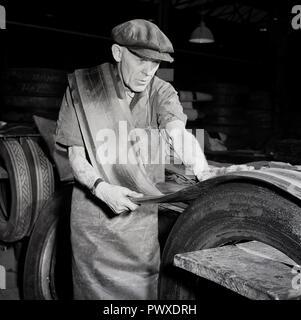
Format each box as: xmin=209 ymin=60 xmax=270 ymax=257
xmin=119 ymin=47 xmax=160 ymax=93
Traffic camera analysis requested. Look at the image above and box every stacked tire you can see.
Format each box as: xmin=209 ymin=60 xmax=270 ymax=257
xmin=0 ymin=138 xmax=55 ymax=242
xmin=179 ymin=90 xmax=212 ymax=121
xmin=246 ymin=90 xmax=273 ymax=149
xmin=0 ymin=68 xmax=67 ymax=123
xmin=199 ymin=83 xmax=250 ymax=149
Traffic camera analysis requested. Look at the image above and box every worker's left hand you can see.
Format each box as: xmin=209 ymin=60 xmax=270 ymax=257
xmin=197 ymin=164 xmax=255 ymax=181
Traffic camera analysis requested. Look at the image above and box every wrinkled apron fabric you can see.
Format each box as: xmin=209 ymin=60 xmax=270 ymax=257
xmin=71 ymin=186 xmax=160 ymax=300
xmin=69 ymin=63 xmax=164 ymax=300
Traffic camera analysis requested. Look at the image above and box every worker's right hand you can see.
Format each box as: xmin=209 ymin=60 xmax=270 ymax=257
xmin=95 ymin=182 xmax=143 ymax=214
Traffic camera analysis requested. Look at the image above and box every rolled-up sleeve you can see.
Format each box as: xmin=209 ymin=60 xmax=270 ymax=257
xmin=153 ymin=79 xmax=187 ymax=129
xmin=55 ymin=87 xmax=84 ymax=148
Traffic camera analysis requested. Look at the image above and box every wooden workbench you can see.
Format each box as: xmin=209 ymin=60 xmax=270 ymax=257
xmin=174 ymin=241 xmax=301 ymax=300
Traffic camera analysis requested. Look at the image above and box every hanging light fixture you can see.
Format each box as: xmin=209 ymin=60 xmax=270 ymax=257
xmin=189 ymin=19 xmax=214 ymax=43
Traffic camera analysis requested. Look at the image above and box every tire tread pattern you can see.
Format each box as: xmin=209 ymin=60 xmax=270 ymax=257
xmin=21 ymin=138 xmax=55 ymax=233
xmin=0 ymin=140 xmax=33 ymax=241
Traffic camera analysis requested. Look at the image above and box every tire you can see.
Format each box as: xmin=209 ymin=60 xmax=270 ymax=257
xmin=0 ymin=109 xmax=59 ymax=123
xmin=202 ymin=107 xmax=242 ymax=117
xmin=0 ymin=140 xmax=33 ymax=242
xmin=20 ymin=138 xmax=55 ymax=233
xmin=205 ymin=116 xmax=246 ymax=126
xmin=0 ymin=68 xmax=66 ymax=124
xmin=159 ymin=182 xmax=301 ymax=300
xmin=23 ymin=185 xmax=73 ymax=300
xmin=1 ymin=95 xmax=62 ymax=123
xmin=3 ymin=96 xmax=62 ymax=109
xmin=203 ymin=125 xmax=248 ymax=136
xmin=1 ymin=82 xmax=66 ymax=97
xmin=0 ymin=68 xmax=67 ymax=84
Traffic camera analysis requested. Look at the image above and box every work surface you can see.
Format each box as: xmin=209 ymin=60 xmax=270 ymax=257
xmin=174 ymin=241 xmax=301 ymax=300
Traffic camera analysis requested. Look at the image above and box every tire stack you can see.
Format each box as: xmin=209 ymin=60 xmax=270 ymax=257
xmin=273 ymin=139 xmax=301 ymax=164
xmin=285 ymin=113 xmax=301 ymax=137
xmin=0 ymin=137 xmax=55 ymax=242
xmin=198 ymin=83 xmax=250 ymax=149
xmin=179 ymin=90 xmax=212 ymax=121
xmin=0 ymin=68 xmax=67 ymax=123
xmin=245 ymin=90 xmax=273 ymax=149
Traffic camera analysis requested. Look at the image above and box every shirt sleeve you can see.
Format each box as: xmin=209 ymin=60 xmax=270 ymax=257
xmin=153 ymin=78 xmax=187 ymax=129
xmin=54 ymin=87 xmax=84 ymax=148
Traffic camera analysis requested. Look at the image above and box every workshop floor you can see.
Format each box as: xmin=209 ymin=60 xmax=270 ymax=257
xmin=0 ymin=244 xmax=20 ymax=300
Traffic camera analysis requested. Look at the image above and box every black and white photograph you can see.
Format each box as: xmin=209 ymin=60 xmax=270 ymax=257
xmin=0 ymin=0 xmax=300 ymax=313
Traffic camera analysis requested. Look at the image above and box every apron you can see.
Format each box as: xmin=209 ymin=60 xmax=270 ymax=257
xmin=69 ymin=63 xmax=165 ymax=300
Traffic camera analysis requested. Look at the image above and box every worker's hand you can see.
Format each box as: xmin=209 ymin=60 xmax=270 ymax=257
xmin=95 ymin=182 xmax=143 ymax=214
xmin=197 ymin=164 xmax=255 ymax=181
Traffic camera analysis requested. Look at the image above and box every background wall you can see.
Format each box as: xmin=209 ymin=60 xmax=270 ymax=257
xmin=0 ymin=0 xmax=299 ymax=160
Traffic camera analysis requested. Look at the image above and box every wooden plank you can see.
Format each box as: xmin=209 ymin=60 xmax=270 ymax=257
xmin=236 ymin=241 xmax=296 ymax=266
xmin=174 ymin=241 xmax=301 ymax=300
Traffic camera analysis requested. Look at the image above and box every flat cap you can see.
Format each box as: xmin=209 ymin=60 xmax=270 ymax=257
xmin=111 ymin=19 xmax=174 ymax=63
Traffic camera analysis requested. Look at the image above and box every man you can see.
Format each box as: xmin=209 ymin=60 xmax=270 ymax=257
xmin=55 ymin=19 xmax=252 ymax=300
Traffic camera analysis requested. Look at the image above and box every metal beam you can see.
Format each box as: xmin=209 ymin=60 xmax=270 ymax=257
xmin=6 ymin=20 xmax=111 ymax=41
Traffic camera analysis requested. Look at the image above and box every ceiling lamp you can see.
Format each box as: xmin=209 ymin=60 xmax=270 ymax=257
xmin=189 ymin=20 xmax=214 ymax=43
